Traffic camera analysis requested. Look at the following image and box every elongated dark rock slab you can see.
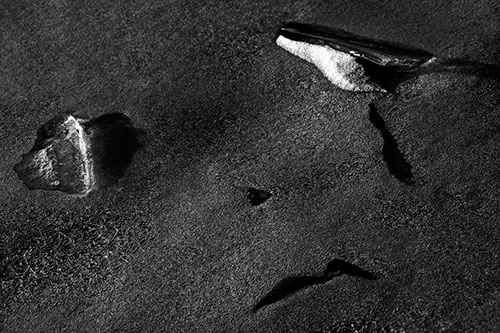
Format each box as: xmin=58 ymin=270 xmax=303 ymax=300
xmin=276 ymin=22 xmax=434 ymax=92
xmin=279 ymin=22 xmax=434 ymax=68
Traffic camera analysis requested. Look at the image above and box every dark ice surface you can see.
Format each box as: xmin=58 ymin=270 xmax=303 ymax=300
xmin=1 ymin=0 xmax=500 ymax=332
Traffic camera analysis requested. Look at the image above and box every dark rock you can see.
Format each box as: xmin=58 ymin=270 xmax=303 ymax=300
xmin=279 ymin=22 xmax=434 ymax=69
xmin=277 ymin=22 xmax=433 ymax=92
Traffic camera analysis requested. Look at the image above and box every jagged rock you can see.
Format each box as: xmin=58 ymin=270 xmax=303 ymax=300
xmin=14 ymin=115 xmax=93 ymax=195
xmin=14 ymin=112 xmax=143 ymax=195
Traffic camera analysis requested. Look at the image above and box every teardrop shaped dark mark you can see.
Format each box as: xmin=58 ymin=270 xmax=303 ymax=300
xmin=369 ymin=103 xmax=415 ymax=185
xmin=252 ymin=259 xmax=377 ymax=312
xmin=247 ymin=187 xmax=272 ymax=206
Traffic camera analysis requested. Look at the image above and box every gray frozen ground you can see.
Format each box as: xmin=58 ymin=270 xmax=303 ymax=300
xmin=1 ymin=0 xmax=500 ymax=331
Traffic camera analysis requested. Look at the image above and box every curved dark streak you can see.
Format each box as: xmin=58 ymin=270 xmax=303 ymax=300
xmin=369 ymin=103 xmax=415 ymax=185
xmin=252 ymin=259 xmax=378 ymax=312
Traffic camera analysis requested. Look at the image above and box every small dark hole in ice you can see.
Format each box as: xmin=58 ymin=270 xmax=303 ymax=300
xmin=369 ymin=103 xmax=415 ymax=185
xmin=247 ymin=187 xmax=272 ymax=206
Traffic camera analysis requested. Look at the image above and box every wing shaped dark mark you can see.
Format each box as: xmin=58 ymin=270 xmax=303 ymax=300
xmin=253 ymin=259 xmax=378 ymax=312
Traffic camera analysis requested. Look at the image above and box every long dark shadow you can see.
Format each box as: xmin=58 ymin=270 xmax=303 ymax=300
xmin=253 ymin=259 xmax=378 ymax=312
xmin=359 ymin=57 xmax=500 ymax=92
xmin=416 ymin=58 xmax=500 ymax=79
xmin=252 ymin=275 xmax=328 ymax=312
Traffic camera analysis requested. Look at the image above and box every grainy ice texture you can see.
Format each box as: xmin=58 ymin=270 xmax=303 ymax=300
xmin=276 ymin=35 xmax=382 ymax=92
xmin=1 ymin=0 xmax=500 ymax=332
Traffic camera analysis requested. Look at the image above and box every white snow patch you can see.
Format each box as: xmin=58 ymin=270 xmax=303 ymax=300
xmin=276 ymin=35 xmax=382 ymax=92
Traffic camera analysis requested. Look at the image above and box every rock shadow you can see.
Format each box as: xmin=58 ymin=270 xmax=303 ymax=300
xmin=83 ymin=113 xmax=144 ymax=189
xmin=417 ymin=57 xmax=500 ymax=80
